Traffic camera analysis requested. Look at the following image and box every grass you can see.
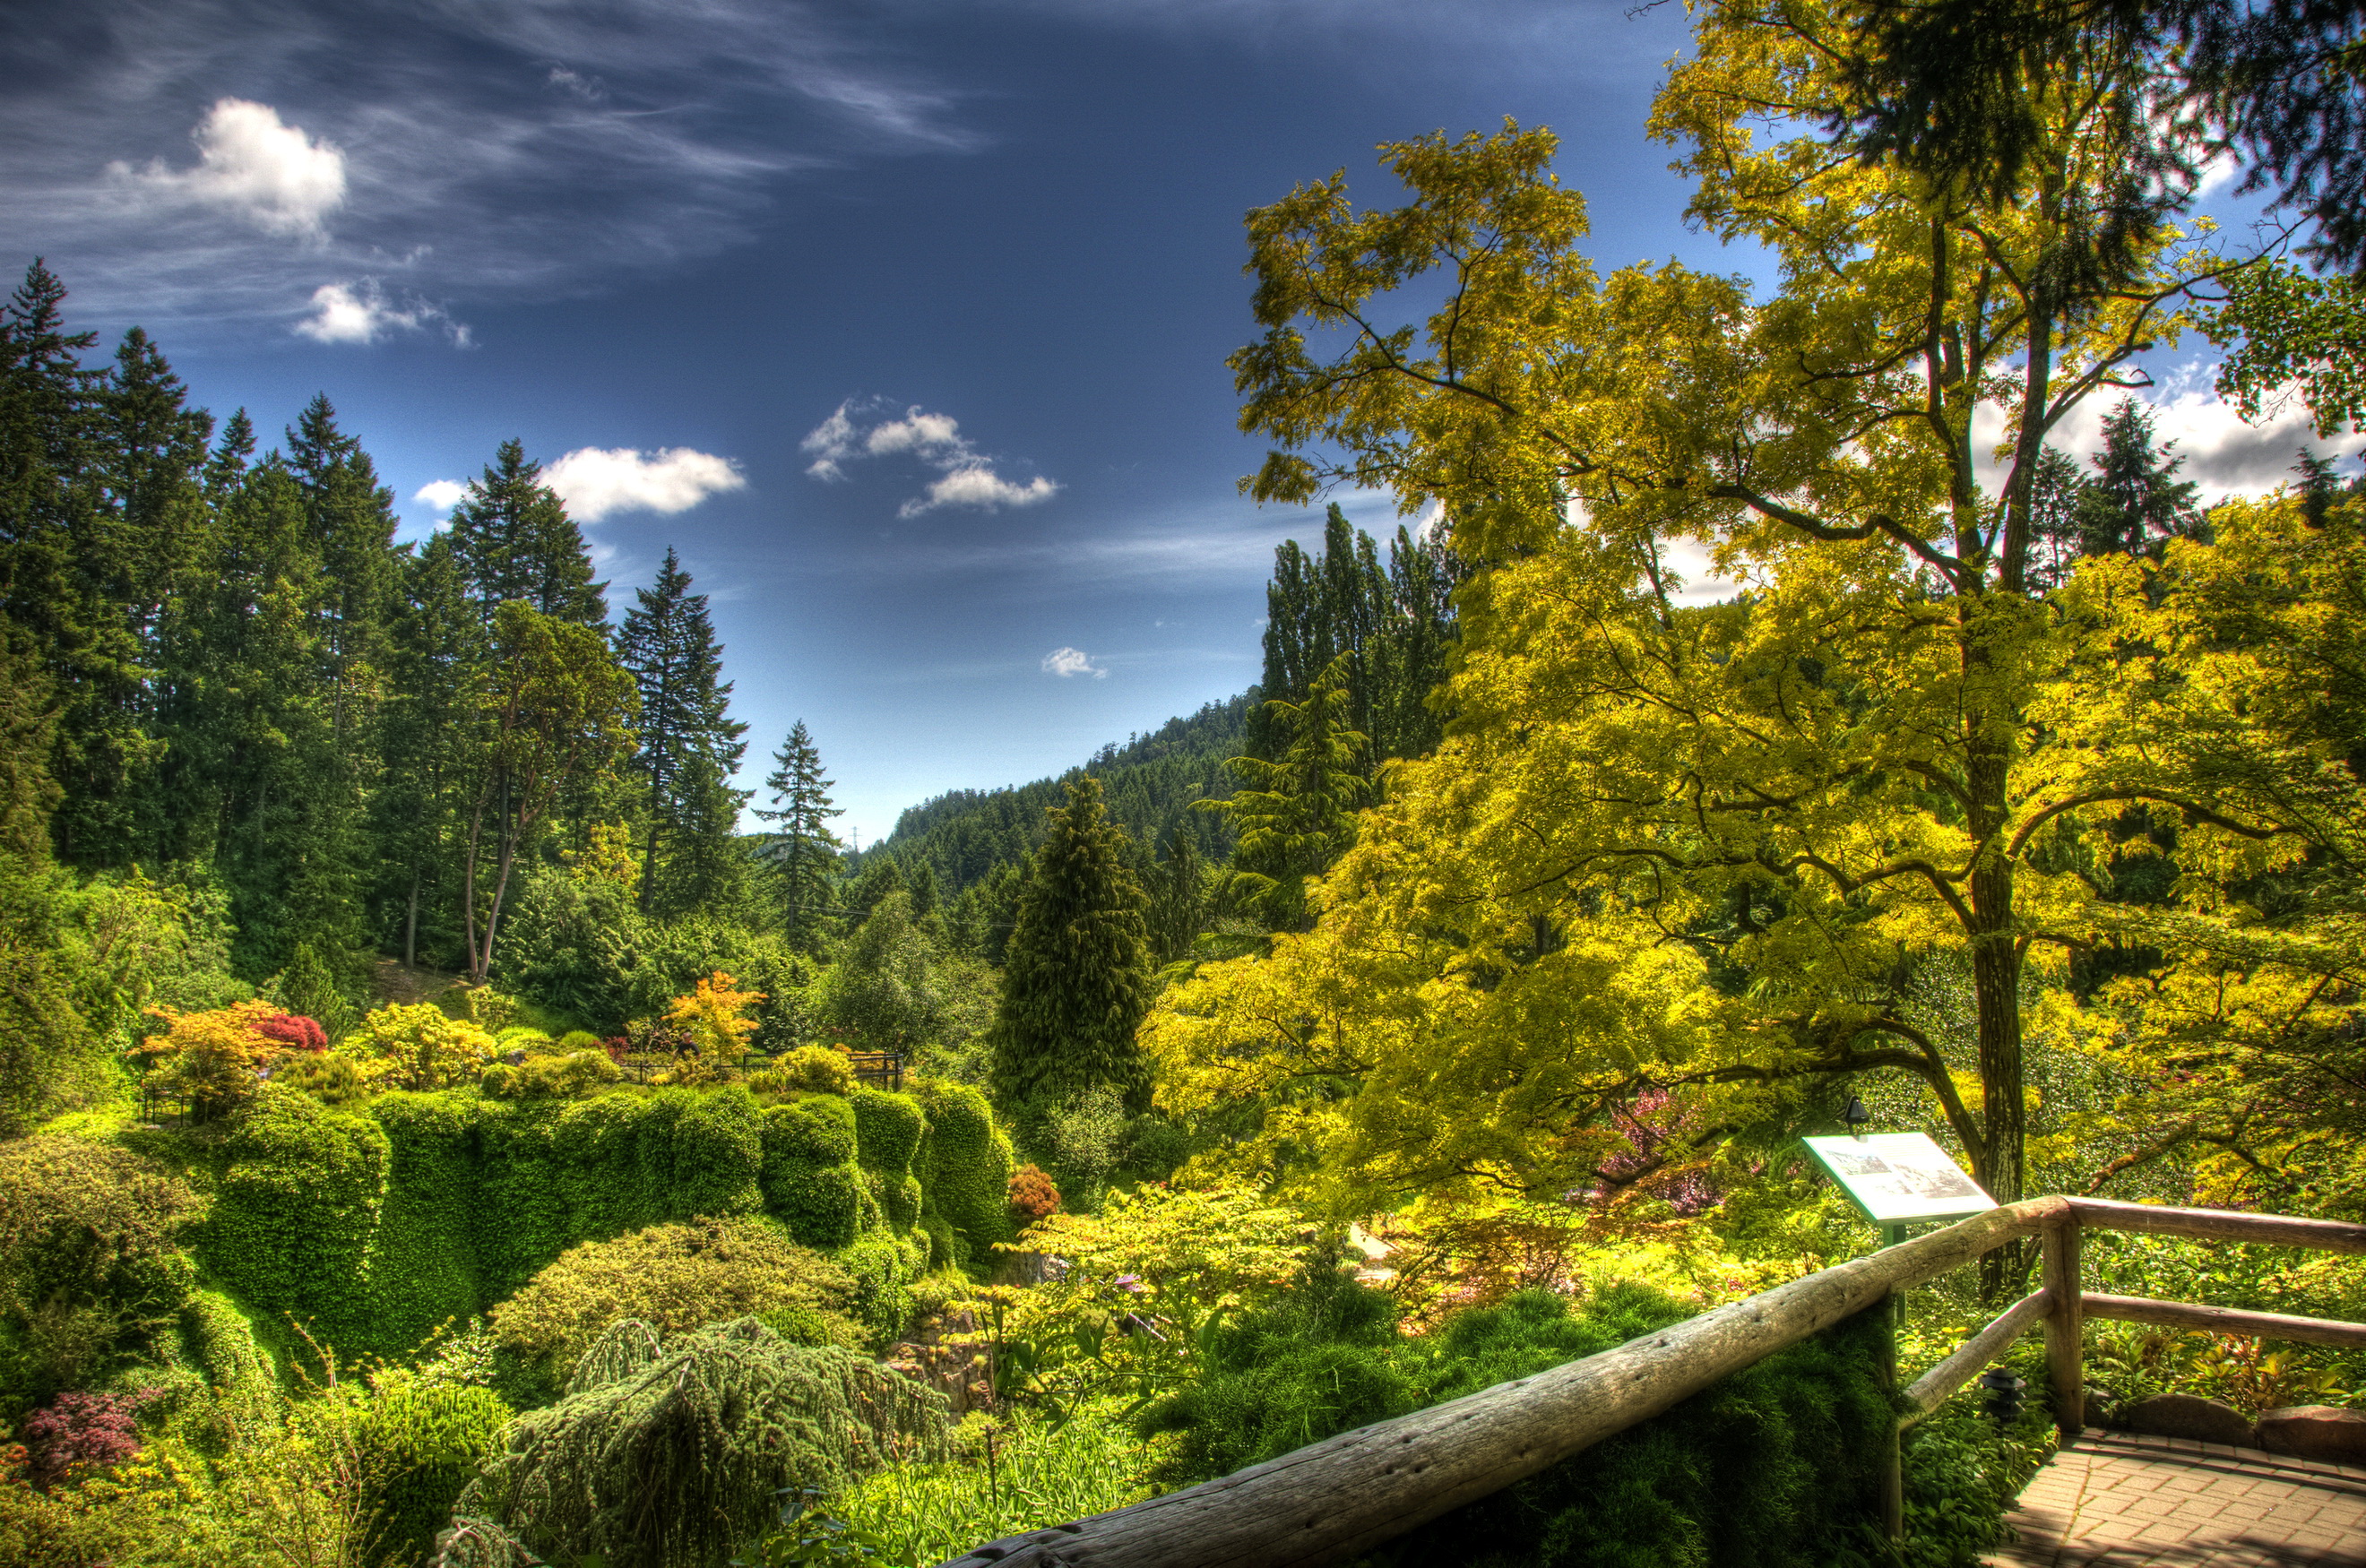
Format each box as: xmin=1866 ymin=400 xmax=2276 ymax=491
xmin=833 ymin=1402 xmax=1160 ymax=1564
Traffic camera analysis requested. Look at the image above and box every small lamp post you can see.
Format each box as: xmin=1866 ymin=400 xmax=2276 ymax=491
xmin=1980 ymin=1367 xmax=2026 ymax=1425
xmin=1843 ymin=1094 xmax=1872 ymax=1140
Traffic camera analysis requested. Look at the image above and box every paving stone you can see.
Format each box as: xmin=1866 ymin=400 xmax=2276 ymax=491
xmin=1990 ymin=1433 xmax=2366 ymax=1568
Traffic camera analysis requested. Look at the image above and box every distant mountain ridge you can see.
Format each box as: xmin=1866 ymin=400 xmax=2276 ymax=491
xmin=868 ymin=694 xmax=1252 ymax=893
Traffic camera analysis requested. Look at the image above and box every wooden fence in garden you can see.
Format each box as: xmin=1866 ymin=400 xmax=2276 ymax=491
xmin=936 ymin=1195 xmax=2366 ymax=1568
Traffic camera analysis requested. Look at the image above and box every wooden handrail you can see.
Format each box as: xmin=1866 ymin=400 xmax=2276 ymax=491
xmin=2083 ymin=1292 xmax=2366 ymax=1349
xmin=2069 ymin=1197 xmax=2366 ymax=1254
xmin=930 ymin=1193 xmax=2366 ymax=1568
xmin=1900 ymin=1288 xmax=2052 ymax=1425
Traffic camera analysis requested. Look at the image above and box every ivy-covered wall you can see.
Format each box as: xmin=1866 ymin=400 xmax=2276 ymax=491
xmin=914 ymin=1080 xmax=1015 ymax=1267
xmin=195 ymin=1079 xmax=984 ymax=1357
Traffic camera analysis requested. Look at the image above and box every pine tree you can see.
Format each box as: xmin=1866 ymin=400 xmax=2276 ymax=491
xmin=755 ymin=719 xmax=843 ymax=954
xmin=617 ymin=547 xmax=748 ymax=915
xmin=2077 ymin=399 xmax=2205 ymax=559
xmin=448 ymin=439 xmax=606 ymax=627
xmin=988 ymin=776 xmax=1155 ymax=1115
xmin=2027 ymin=444 xmax=2089 ymax=590
xmin=1206 ymin=656 xmax=1369 ymax=933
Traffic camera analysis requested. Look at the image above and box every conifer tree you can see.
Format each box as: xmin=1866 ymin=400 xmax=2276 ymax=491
xmin=617 ymin=547 xmax=747 ymax=914
xmin=448 ymin=439 xmax=606 ymax=627
xmin=1206 ymin=656 xmax=1369 ymax=934
xmin=375 ymin=531 xmax=481 ymax=967
xmin=1146 ymin=824 xmax=1205 ymax=965
xmin=2077 ymin=399 xmax=2206 ymax=559
xmin=988 ymin=776 xmax=1155 ymax=1115
xmin=755 ymin=719 xmax=842 ymax=954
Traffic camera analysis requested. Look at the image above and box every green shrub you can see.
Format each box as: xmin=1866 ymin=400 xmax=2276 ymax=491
xmin=670 ymin=1086 xmax=765 ymax=1218
xmin=358 ymin=1378 xmax=513 ymax=1565
xmin=488 ymin=1217 xmax=859 ymax=1394
xmin=832 ymin=1400 xmax=1154 ymax=1565
xmin=0 ymin=1136 xmax=201 ymax=1414
xmin=556 ymin=1030 xmax=604 ymax=1053
xmin=914 ymin=1079 xmax=1013 ymax=1264
xmin=1139 ymin=1262 xmax=1409 ymax=1483
xmin=851 ymin=1088 xmax=925 ymax=1177
xmin=455 ymin=1317 xmax=946 ymax=1568
xmin=365 ymin=1091 xmax=486 ymax=1356
xmin=837 ymin=1230 xmax=929 ymax=1343
xmin=762 ymin=1097 xmax=863 ymax=1249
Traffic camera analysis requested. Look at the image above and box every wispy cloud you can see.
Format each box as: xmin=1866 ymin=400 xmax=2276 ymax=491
xmin=545 ymin=445 xmax=747 ymax=521
xmin=4 ymin=0 xmax=980 ymax=340
xmin=802 ymin=397 xmax=1062 ymax=517
xmin=1041 ymin=646 xmax=1107 ymax=678
xmin=294 ymin=278 xmax=467 ymax=344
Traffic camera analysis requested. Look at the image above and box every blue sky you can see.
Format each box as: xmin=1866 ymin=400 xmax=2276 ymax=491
xmin=4 ymin=0 xmax=2321 ymax=840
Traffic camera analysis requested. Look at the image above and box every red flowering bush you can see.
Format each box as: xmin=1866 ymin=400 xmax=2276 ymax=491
xmin=1007 ymin=1163 xmax=1062 ymax=1228
xmin=22 ymin=1389 xmax=153 ymax=1489
xmin=253 ymin=1012 xmax=327 ymax=1052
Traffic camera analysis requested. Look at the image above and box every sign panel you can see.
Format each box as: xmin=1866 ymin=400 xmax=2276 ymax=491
xmin=1800 ymin=1132 xmax=1996 ymax=1225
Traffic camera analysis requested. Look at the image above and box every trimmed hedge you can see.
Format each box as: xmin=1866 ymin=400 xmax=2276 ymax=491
xmin=201 ymin=1088 xmax=388 ymax=1352
xmin=194 ymin=1079 xmax=1007 ymax=1359
xmin=358 ymin=1380 xmax=513 ymax=1565
xmin=913 ymin=1080 xmax=1014 ymax=1264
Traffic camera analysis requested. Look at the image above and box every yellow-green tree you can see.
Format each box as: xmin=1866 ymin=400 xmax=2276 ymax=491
xmin=459 ymin=602 xmax=636 ymax=983
xmin=1162 ymin=0 xmax=2307 ymax=1218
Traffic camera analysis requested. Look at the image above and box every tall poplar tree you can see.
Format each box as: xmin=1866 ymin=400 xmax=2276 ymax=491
xmin=617 ymin=547 xmax=747 ymax=915
xmin=375 ymin=531 xmax=481 ymax=967
xmin=988 ymin=776 xmax=1155 ymax=1116
xmin=755 ymin=719 xmax=842 ymax=954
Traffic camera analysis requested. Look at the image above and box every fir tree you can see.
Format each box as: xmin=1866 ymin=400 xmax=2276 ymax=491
xmin=755 ymin=719 xmax=842 ymax=955
xmin=2077 ymin=399 xmax=2205 ymax=559
xmin=1206 ymin=656 xmax=1369 ymax=934
xmin=988 ymin=776 xmax=1155 ymax=1116
xmin=1145 ymin=824 xmax=1205 ymax=965
xmin=617 ymin=547 xmax=748 ymax=915
xmin=2026 ymin=444 xmax=2088 ymax=590
xmin=448 ymin=439 xmax=606 ymax=627
xmin=375 ymin=531 xmax=481 ymax=968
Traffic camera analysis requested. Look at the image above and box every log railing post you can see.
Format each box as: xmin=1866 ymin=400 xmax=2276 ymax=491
xmin=2042 ymin=1217 xmax=2083 ymax=1441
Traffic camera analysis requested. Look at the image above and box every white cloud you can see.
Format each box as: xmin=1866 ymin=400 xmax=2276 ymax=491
xmin=112 ymin=99 xmax=344 ymax=239
xmin=800 ymin=397 xmax=1060 ymax=516
xmin=1976 ymin=367 xmax=2333 ymax=505
xmin=544 ymin=446 xmax=747 ymax=522
xmin=292 ymin=279 xmax=465 ymax=345
xmin=413 ymin=479 xmax=467 ymax=512
xmin=1041 ymin=646 xmax=1107 ymax=678
xmin=901 ymin=467 xmax=1060 ymax=518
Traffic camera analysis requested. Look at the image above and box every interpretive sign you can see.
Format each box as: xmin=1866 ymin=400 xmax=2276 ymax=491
xmin=1800 ymin=1132 xmax=1996 ymax=1225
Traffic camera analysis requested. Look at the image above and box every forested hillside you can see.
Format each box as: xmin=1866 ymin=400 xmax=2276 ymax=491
xmin=868 ymin=694 xmax=1250 ymax=894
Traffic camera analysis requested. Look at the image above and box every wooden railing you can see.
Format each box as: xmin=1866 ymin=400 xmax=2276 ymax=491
xmin=936 ymin=1194 xmax=2366 ymax=1568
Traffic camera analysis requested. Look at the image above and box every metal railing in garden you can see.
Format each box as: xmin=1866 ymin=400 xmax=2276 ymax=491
xmin=935 ymin=1195 xmax=2366 ymax=1568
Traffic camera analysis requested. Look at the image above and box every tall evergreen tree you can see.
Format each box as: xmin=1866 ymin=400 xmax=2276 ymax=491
xmin=1251 ymin=504 xmax=1460 ymax=764
xmin=1145 ymin=824 xmax=1205 ymax=966
xmin=755 ymin=719 xmax=842 ymax=954
xmin=375 ymin=531 xmax=481 ymax=968
xmin=448 ymin=439 xmax=606 ymax=627
xmin=1206 ymin=656 xmax=1369 ymax=934
xmin=617 ymin=547 xmax=748 ymax=914
xmin=2077 ymin=399 xmax=2206 ymax=559
xmin=988 ymin=776 xmax=1155 ymax=1115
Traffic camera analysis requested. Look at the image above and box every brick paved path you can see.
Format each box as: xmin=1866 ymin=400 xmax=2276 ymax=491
xmin=1989 ymin=1428 xmax=2366 ymax=1566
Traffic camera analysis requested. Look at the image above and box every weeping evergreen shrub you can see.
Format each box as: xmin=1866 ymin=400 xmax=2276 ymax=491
xmin=451 ymin=1317 xmax=947 ymax=1568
